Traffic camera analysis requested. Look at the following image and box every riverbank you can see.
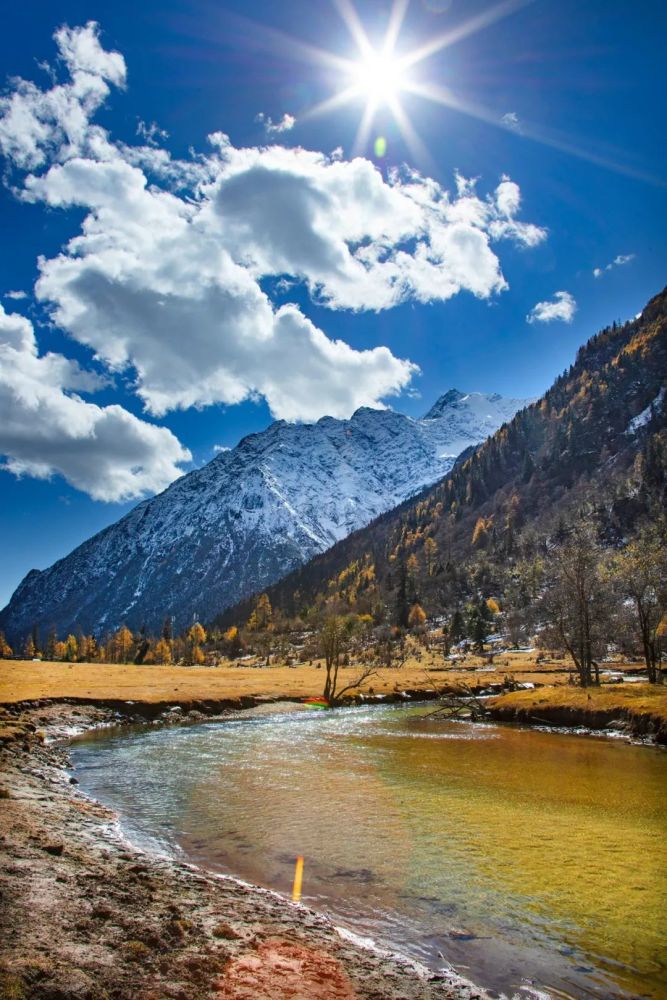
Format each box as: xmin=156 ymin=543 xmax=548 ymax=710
xmin=2 ymin=655 xmax=663 ymax=744
xmin=2 ymin=655 xmax=664 ymax=746
xmin=1 ymin=674 xmax=664 ymax=999
xmin=488 ymin=684 xmax=667 ymax=744
xmin=0 ymin=701 xmax=490 ymax=1000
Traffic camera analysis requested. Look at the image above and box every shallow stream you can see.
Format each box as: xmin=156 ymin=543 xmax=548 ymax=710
xmin=71 ymin=704 xmax=667 ymax=999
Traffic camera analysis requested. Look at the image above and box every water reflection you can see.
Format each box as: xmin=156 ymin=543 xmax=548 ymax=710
xmin=71 ymin=705 xmax=667 ymax=998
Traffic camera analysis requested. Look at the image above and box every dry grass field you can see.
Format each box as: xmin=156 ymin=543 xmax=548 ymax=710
xmin=0 ymin=659 xmax=328 ymax=705
xmin=0 ymin=648 xmax=640 ymax=707
xmin=489 ymin=683 xmax=667 ymax=729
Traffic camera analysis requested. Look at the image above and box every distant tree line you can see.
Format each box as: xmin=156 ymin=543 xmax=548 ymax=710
xmin=3 ymin=515 xmax=665 ymax=695
xmin=1 ymin=619 xmax=209 ymax=668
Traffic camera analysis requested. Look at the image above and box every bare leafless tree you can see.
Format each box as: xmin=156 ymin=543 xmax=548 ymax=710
xmin=541 ymin=523 xmax=608 ymax=686
xmin=319 ymin=615 xmax=378 ymax=705
xmin=608 ymin=520 xmax=667 ymax=683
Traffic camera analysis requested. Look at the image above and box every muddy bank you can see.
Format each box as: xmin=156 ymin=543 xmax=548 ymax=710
xmin=0 ymin=701 xmax=489 ymax=1000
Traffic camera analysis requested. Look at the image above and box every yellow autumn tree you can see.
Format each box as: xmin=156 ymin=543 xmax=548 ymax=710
xmin=77 ymin=634 xmax=94 ymax=662
xmin=247 ymin=594 xmax=273 ymax=631
xmin=222 ymin=624 xmax=243 ymax=659
xmin=153 ymin=638 xmax=173 ymax=665
xmin=472 ymin=516 xmax=493 ymax=547
xmin=406 ymin=553 xmax=419 ymax=579
xmin=185 ymin=622 xmax=206 ymax=665
xmin=408 ymin=603 xmax=427 ymax=630
xmin=114 ymin=626 xmax=134 ymax=664
xmin=65 ymin=634 xmax=79 ymax=662
xmin=0 ymin=632 xmax=13 ymax=658
xmin=188 ymin=622 xmax=206 ymax=645
xmin=424 ymin=537 xmax=438 ymax=576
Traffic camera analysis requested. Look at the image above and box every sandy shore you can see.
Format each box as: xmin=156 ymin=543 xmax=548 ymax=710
xmin=0 ymin=700 xmax=490 ymax=1000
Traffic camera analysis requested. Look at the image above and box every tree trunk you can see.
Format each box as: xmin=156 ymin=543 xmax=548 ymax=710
xmin=637 ymin=600 xmax=657 ymax=683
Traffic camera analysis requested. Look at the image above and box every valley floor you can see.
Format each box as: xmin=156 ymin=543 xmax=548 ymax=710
xmin=1 ymin=656 xmax=664 ymax=999
xmin=0 ymin=702 xmax=487 ymax=1000
xmin=0 ymin=650 xmax=617 ymax=706
xmin=1 ymin=652 xmax=665 ymax=742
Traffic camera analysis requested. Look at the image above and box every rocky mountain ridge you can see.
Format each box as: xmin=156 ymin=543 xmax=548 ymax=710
xmin=0 ymin=391 xmax=528 ymax=641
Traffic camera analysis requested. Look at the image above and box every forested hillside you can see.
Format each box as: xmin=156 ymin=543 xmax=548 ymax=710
xmin=221 ymin=287 xmax=667 ymax=633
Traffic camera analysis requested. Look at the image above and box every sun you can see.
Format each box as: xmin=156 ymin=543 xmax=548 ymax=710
xmin=297 ymin=0 xmax=536 ymax=166
xmin=350 ymin=50 xmax=407 ymax=105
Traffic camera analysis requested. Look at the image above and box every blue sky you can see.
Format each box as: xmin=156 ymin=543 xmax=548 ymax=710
xmin=1 ymin=0 xmax=666 ymax=608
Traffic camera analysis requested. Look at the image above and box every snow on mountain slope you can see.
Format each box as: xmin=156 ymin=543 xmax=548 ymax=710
xmin=0 ymin=391 xmax=529 ymax=640
xmin=423 ymin=389 xmax=526 ymax=455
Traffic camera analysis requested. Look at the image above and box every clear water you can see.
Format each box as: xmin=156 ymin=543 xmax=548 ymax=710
xmin=71 ymin=704 xmax=667 ymax=999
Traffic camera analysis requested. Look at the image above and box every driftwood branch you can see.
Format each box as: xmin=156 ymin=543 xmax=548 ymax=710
xmin=330 ymin=666 xmax=380 ymax=705
xmin=419 ymin=670 xmax=490 ymax=721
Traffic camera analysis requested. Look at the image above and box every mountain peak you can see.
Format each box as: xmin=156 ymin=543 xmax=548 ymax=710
xmin=0 ymin=388 xmax=529 ymax=641
xmin=424 ymin=389 xmax=532 ymax=427
xmin=423 ymin=389 xmax=465 ymax=419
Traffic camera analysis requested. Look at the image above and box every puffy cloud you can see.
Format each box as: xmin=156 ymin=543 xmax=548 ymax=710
xmin=256 ymin=112 xmax=296 ymax=135
xmin=54 ymin=22 xmax=126 ymax=86
xmin=495 ymin=175 xmax=520 ymax=216
xmin=207 ymin=152 xmax=413 ymax=311
xmin=253 ymin=306 xmax=417 ymax=422
xmin=26 ymin=152 xmax=417 ymax=418
xmin=527 ymin=290 xmax=577 ymax=325
xmin=0 ymin=22 xmax=125 ymax=171
xmin=1 ymin=23 xmax=547 ymax=427
xmin=24 ymin=140 xmax=542 ymax=417
xmin=0 ymin=304 xmax=190 ymax=500
xmin=593 ymin=253 xmax=635 ymax=278
xmin=207 ymin=151 xmax=545 ymax=310
xmin=489 ymin=175 xmax=544 ymax=247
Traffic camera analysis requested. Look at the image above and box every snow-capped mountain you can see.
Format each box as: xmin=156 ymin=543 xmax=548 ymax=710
xmin=0 ymin=391 xmax=528 ymax=640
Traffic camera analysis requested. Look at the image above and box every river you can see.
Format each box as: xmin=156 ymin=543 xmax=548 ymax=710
xmin=70 ymin=703 xmax=667 ymax=999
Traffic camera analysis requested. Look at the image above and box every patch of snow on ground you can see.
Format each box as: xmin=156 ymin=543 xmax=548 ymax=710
xmin=628 ymin=386 xmax=665 ymax=434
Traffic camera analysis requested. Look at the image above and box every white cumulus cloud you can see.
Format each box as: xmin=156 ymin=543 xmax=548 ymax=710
xmin=55 ymin=21 xmax=126 ymax=85
xmin=0 ymin=23 xmax=547 ymax=437
xmin=0 ymin=21 xmax=125 ymax=171
xmin=527 ymin=290 xmax=577 ymax=325
xmin=0 ymin=303 xmax=190 ymax=500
